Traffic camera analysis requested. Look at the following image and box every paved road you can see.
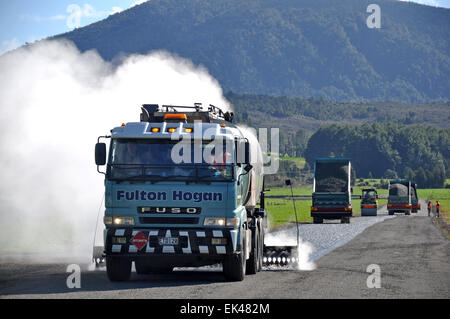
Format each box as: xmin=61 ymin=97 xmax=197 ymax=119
xmin=1 ymin=200 xmax=448 ymax=298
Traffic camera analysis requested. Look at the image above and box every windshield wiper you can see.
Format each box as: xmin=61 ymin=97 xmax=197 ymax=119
xmin=196 ymin=174 xmax=230 ymax=181
xmin=165 ymin=175 xmax=194 ymax=180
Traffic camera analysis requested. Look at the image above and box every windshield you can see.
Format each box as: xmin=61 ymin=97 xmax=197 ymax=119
xmin=107 ymin=139 xmax=235 ymax=182
xmin=362 ymin=190 xmax=376 ymax=199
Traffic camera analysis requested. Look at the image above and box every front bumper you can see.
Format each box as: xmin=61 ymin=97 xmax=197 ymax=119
xmin=311 ymin=207 xmax=352 ymax=219
xmin=105 ymin=227 xmax=237 ymax=257
xmin=311 ymin=212 xmax=352 ymax=218
xmin=388 ymin=205 xmax=412 ymax=214
xmin=361 ymin=207 xmax=377 ymax=216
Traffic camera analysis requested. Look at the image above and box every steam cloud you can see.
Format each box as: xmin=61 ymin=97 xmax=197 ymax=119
xmin=0 ymin=39 xmax=231 ymax=263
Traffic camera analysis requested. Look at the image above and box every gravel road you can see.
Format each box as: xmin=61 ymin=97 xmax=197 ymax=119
xmin=1 ymin=200 xmax=448 ymax=298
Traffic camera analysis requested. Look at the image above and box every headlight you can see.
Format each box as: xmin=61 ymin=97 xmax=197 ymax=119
xmin=226 ymin=217 xmax=240 ymax=227
xmin=106 ymin=216 xmax=135 ymax=226
xmin=203 ymin=217 xmax=240 ymax=227
xmin=204 ymin=217 xmax=226 ymax=226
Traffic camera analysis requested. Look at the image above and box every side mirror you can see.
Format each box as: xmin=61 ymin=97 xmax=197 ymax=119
xmin=244 ymin=141 xmax=251 ymax=164
xmin=237 ymin=140 xmax=251 ymax=165
xmin=95 ymin=143 xmax=107 ymax=166
xmin=285 ymin=179 xmax=291 ymax=186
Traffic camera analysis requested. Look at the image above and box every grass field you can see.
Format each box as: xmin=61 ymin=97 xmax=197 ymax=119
xmin=417 ymin=188 xmax=450 ymax=222
xmin=279 ymin=156 xmax=306 ymax=169
xmin=264 ymin=182 xmax=449 ymax=227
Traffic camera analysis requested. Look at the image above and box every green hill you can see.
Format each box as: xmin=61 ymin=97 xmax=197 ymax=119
xmin=56 ymin=0 xmax=450 ymax=102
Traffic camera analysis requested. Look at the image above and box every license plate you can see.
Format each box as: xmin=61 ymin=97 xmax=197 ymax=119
xmin=158 ymin=237 xmax=179 ymax=245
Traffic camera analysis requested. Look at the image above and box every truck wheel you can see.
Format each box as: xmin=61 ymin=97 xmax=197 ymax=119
xmin=341 ymin=217 xmax=350 ymax=224
xmin=406 ymin=211 xmax=411 ymax=215
xmin=223 ymin=228 xmax=246 ymax=281
xmin=246 ymin=226 xmax=259 ymax=275
xmin=106 ymin=257 xmax=132 ymax=282
xmin=135 ymin=260 xmax=147 ymax=275
xmin=313 ymin=217 xmax=323 ymax=224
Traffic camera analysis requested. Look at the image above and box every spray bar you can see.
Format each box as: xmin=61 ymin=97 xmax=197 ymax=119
xmin=263 ymin=246 xmax=297 ymax=266
xmin=262 ymin=179 xmax=300 ymax=268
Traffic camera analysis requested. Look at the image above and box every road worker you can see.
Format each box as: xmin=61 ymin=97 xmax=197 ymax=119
xmin=427 ymin=201 xmax=432 ymax=217
xmin=436 ymin=201 xmax=440 ymax=218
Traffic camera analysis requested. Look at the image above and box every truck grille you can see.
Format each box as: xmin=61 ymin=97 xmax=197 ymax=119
xmin=139 ymin=217 xmax=199 ymax=225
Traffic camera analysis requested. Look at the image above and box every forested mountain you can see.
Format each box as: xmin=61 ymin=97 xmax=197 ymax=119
xmin=228 ymin=92 xmax=450 ymax=130
xmin=56 ymin=0 xmax=450 ymax=102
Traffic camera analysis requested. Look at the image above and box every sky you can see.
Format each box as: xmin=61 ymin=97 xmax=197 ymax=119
xmin=0 ymin=0 xmax=148 ymax=54
xmin=0 ymin=0 xmax=449 ymax=55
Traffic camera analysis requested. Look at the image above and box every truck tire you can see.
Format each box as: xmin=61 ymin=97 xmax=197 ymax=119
xmin=313 ymin=217 xmax=323 ymax=224
xmin=223 ymin=228 xmax=246 ymax=281
xmin=246 ymin=226 xmax=259 ymax=275
xmin=134 ymin=260 xmax=147 ymax=275
xmin=406 ymin=211 xmax=411 ymax=215
xmin=341 ymin=217 xmax=350 ymax=224
xmin=106 ymin=257 xmax=132 ymax=282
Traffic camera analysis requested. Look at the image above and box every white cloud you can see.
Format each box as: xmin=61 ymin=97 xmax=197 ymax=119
xmin=397 ymin=0 xmax=448 ymax=7
xmin=66 ymin=4 xmax=125 ymax=29
xmin=0 ymin=38 xmax=21 ymax=56
xmin=49 ymin=14 xmax=67 ymax=21
xmin=111 ymin=6 xmax=123 ymax=15
xmin=130 ymin=0 xmax=149 ymax=8
xmin=20 ymin=13 xmax=67 ymax=23
xmin=66 ymin=4 xmax=106 ymax=29
xmin=21 ymin=2 xmax=150 ymax=31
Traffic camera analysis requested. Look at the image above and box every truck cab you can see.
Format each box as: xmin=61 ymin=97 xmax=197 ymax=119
xmin=95 ymin=104 xmax=266 ymax=281
xmin=311 ymin=158 xmax=352 ymax=224
xmin=410 ymin=182 xmax=420 ymax=213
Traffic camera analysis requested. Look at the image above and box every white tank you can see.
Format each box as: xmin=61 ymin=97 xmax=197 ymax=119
xmin=236 ymin=125 xmax=264 ymax=207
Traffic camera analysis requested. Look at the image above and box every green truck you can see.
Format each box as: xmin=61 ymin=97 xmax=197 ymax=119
xmin=387 ymin=179 xmax=412 ymax=215
xmin=311 ymin=158 xmax=352 ymax=224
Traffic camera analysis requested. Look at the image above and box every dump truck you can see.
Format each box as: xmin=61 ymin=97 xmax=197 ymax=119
xmin=361 ymin=188 xmax=378 ymax=216
xmin=411 ymin=182 xmax=420 ymax=213
xmin=94 ymin=104 xmax=275 ymax=282
xmin=387 ymin=180 xmax=412 ymax=215
xmin=311 ymin=158 xmax=352 ymax=224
